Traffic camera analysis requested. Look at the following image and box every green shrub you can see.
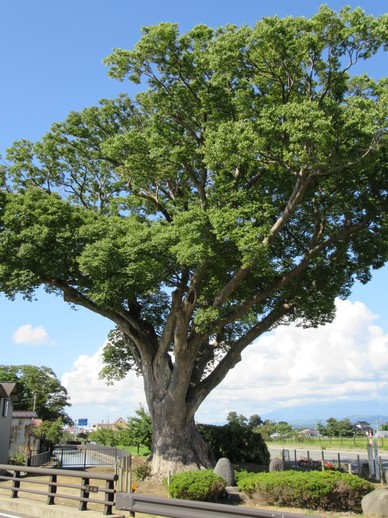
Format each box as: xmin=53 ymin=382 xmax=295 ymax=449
xmin=166 ymin=469 xmax=226 ymax=502
xmin=235 ymin=469 xmax=250 ymax=483
xmin=133 ymin=461 xmax=151 ymax=481
xmin=8 ymin=453 xmax=25 ymax=465
xmin=237 ymin=470 xmax=374 ymax=512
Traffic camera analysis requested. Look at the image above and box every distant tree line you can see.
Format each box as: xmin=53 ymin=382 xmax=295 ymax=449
xmin=317 ymin=418 xmax=355 ymax=437
xmin=74 ymin=410 xmax=387 ymax=451
xmin=84 ymin=410 xmax=388 ymax=462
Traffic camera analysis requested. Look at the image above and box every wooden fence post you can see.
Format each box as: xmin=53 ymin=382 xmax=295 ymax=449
xmin=79 ymin=476 xmax=90 ymax=511
xmin=47 ymin=473 xmax=57 ymax=505
xmin=11 ymin=469 xmax=20 ymax=498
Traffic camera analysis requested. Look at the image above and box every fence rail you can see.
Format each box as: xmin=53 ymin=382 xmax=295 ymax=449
xmin=0 ymin=463 xmax=118 ymax=515
xmin=116 ymin=492 xmax=321 ymax=518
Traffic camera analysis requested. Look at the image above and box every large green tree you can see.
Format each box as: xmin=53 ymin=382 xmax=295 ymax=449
xmin=0 ymin=365 xmax=72 ymax=424
xmin=0 ymin=7 xmax=387 ymax=475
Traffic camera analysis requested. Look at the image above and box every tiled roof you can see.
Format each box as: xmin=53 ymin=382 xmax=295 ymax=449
xmin=95 ymin=417 xmax=127 ymax=428
xmin=12 ymin=411 xmax=38 ymax=419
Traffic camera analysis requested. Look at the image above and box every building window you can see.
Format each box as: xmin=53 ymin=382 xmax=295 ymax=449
xmin=1 ymin=399 xmax=9 ymax=417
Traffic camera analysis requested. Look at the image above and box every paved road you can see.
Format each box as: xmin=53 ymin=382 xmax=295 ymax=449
xmin=268 ymin=447 xmax=388 ymax=478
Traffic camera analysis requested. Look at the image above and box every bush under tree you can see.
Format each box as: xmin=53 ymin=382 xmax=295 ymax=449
xmin=197 ymin=422 xmax=269 ymax=464
xmin=166 ymin=470 xmax=226 ymax=502
xmin=237 ymin=470 xmax=374 ymax=512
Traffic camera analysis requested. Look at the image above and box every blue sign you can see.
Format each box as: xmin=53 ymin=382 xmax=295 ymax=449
xmin=77 ymin=418 xmax=88 ymax=426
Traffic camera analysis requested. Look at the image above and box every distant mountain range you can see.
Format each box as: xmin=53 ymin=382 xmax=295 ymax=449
xmin=258 ymin=401 xmax=388 ymax=428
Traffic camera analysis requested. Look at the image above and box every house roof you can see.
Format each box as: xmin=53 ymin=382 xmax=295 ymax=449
xmin=95 ymin=417 xmax=127 ymax=428
xmin=12 ymin=411 xmax=38 ymax=419
xmin=355 ymin=421 xmax=371 ymax=428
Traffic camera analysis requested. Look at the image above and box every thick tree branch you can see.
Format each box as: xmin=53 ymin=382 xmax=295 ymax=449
xmin=168 ymin=269 xmax=206 ymax=401
xmin=44 ymin=278 xmax=157 ymax=362
xmin=263 ymin=168 xmax=311 ymax=246
xmin=212 ymin=169 xmax=312 ymax=309
xmin=189 ymin=302 xmax=293 ymax=410
xmin=132 ymin=189 xmax=173 ymax=222
xmin=208 ymin=216 xmax=370 ymax=337
xmin=190 ymin=208 xmax=372 ymax=404
xmin=155 ymin=288 xmax=181 ymax=365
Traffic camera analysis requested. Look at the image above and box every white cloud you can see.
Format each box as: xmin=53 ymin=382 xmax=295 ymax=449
xmin=61 ymin=299 xmax=388 ymax=424
xmin=61 ymin=346 xmax=146 ymax=423
xmin=198 ymin=299 xmax=388 ymax=422
xmin=12 ymin=324 xmax=51 ymax=345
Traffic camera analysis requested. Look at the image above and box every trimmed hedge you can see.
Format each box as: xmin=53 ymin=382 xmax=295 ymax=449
xmin=237 ymin=470 xmax=374 ymax=512
xmin=166 ymin=469 xmax=226 ymax=502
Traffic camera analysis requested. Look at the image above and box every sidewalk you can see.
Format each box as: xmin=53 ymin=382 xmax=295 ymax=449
xmin=0 ymin=494 xmax=125 ymax=518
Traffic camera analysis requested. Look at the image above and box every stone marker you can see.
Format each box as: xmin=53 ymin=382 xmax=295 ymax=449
xmin=214 ymin=457 xmax=235 ymax=486
xmin=269 ymin=457 xmax=285 ymax=472
xmin=362 ymin=489 xmax=388 ymax=517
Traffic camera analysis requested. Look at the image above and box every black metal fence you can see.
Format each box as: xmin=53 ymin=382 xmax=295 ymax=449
xmin=53 ymin=444 xmax=130 ymax=468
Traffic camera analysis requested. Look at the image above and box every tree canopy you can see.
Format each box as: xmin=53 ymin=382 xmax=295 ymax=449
xmin=0 ymin=6 xmax=387 ymax=474
xmin=0 ymin=365 xmax=72 ymax=424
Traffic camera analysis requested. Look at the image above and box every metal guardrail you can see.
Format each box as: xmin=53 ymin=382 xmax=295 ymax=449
xmin=0 ymin=463 xmax=118 ymax=515
xmin=116 ymin=492 xmax=321 ymax=518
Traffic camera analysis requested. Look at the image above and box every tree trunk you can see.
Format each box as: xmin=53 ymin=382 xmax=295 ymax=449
xmin=149 ymin=397 xmax=215 ymax=477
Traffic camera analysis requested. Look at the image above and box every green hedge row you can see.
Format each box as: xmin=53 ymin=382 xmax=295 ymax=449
xmin=237 ymin=470 xmax=374 ymax=512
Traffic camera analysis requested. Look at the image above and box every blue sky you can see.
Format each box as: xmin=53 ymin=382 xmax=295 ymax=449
xmin=0 ymin=0 xmax=387 ymax=427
